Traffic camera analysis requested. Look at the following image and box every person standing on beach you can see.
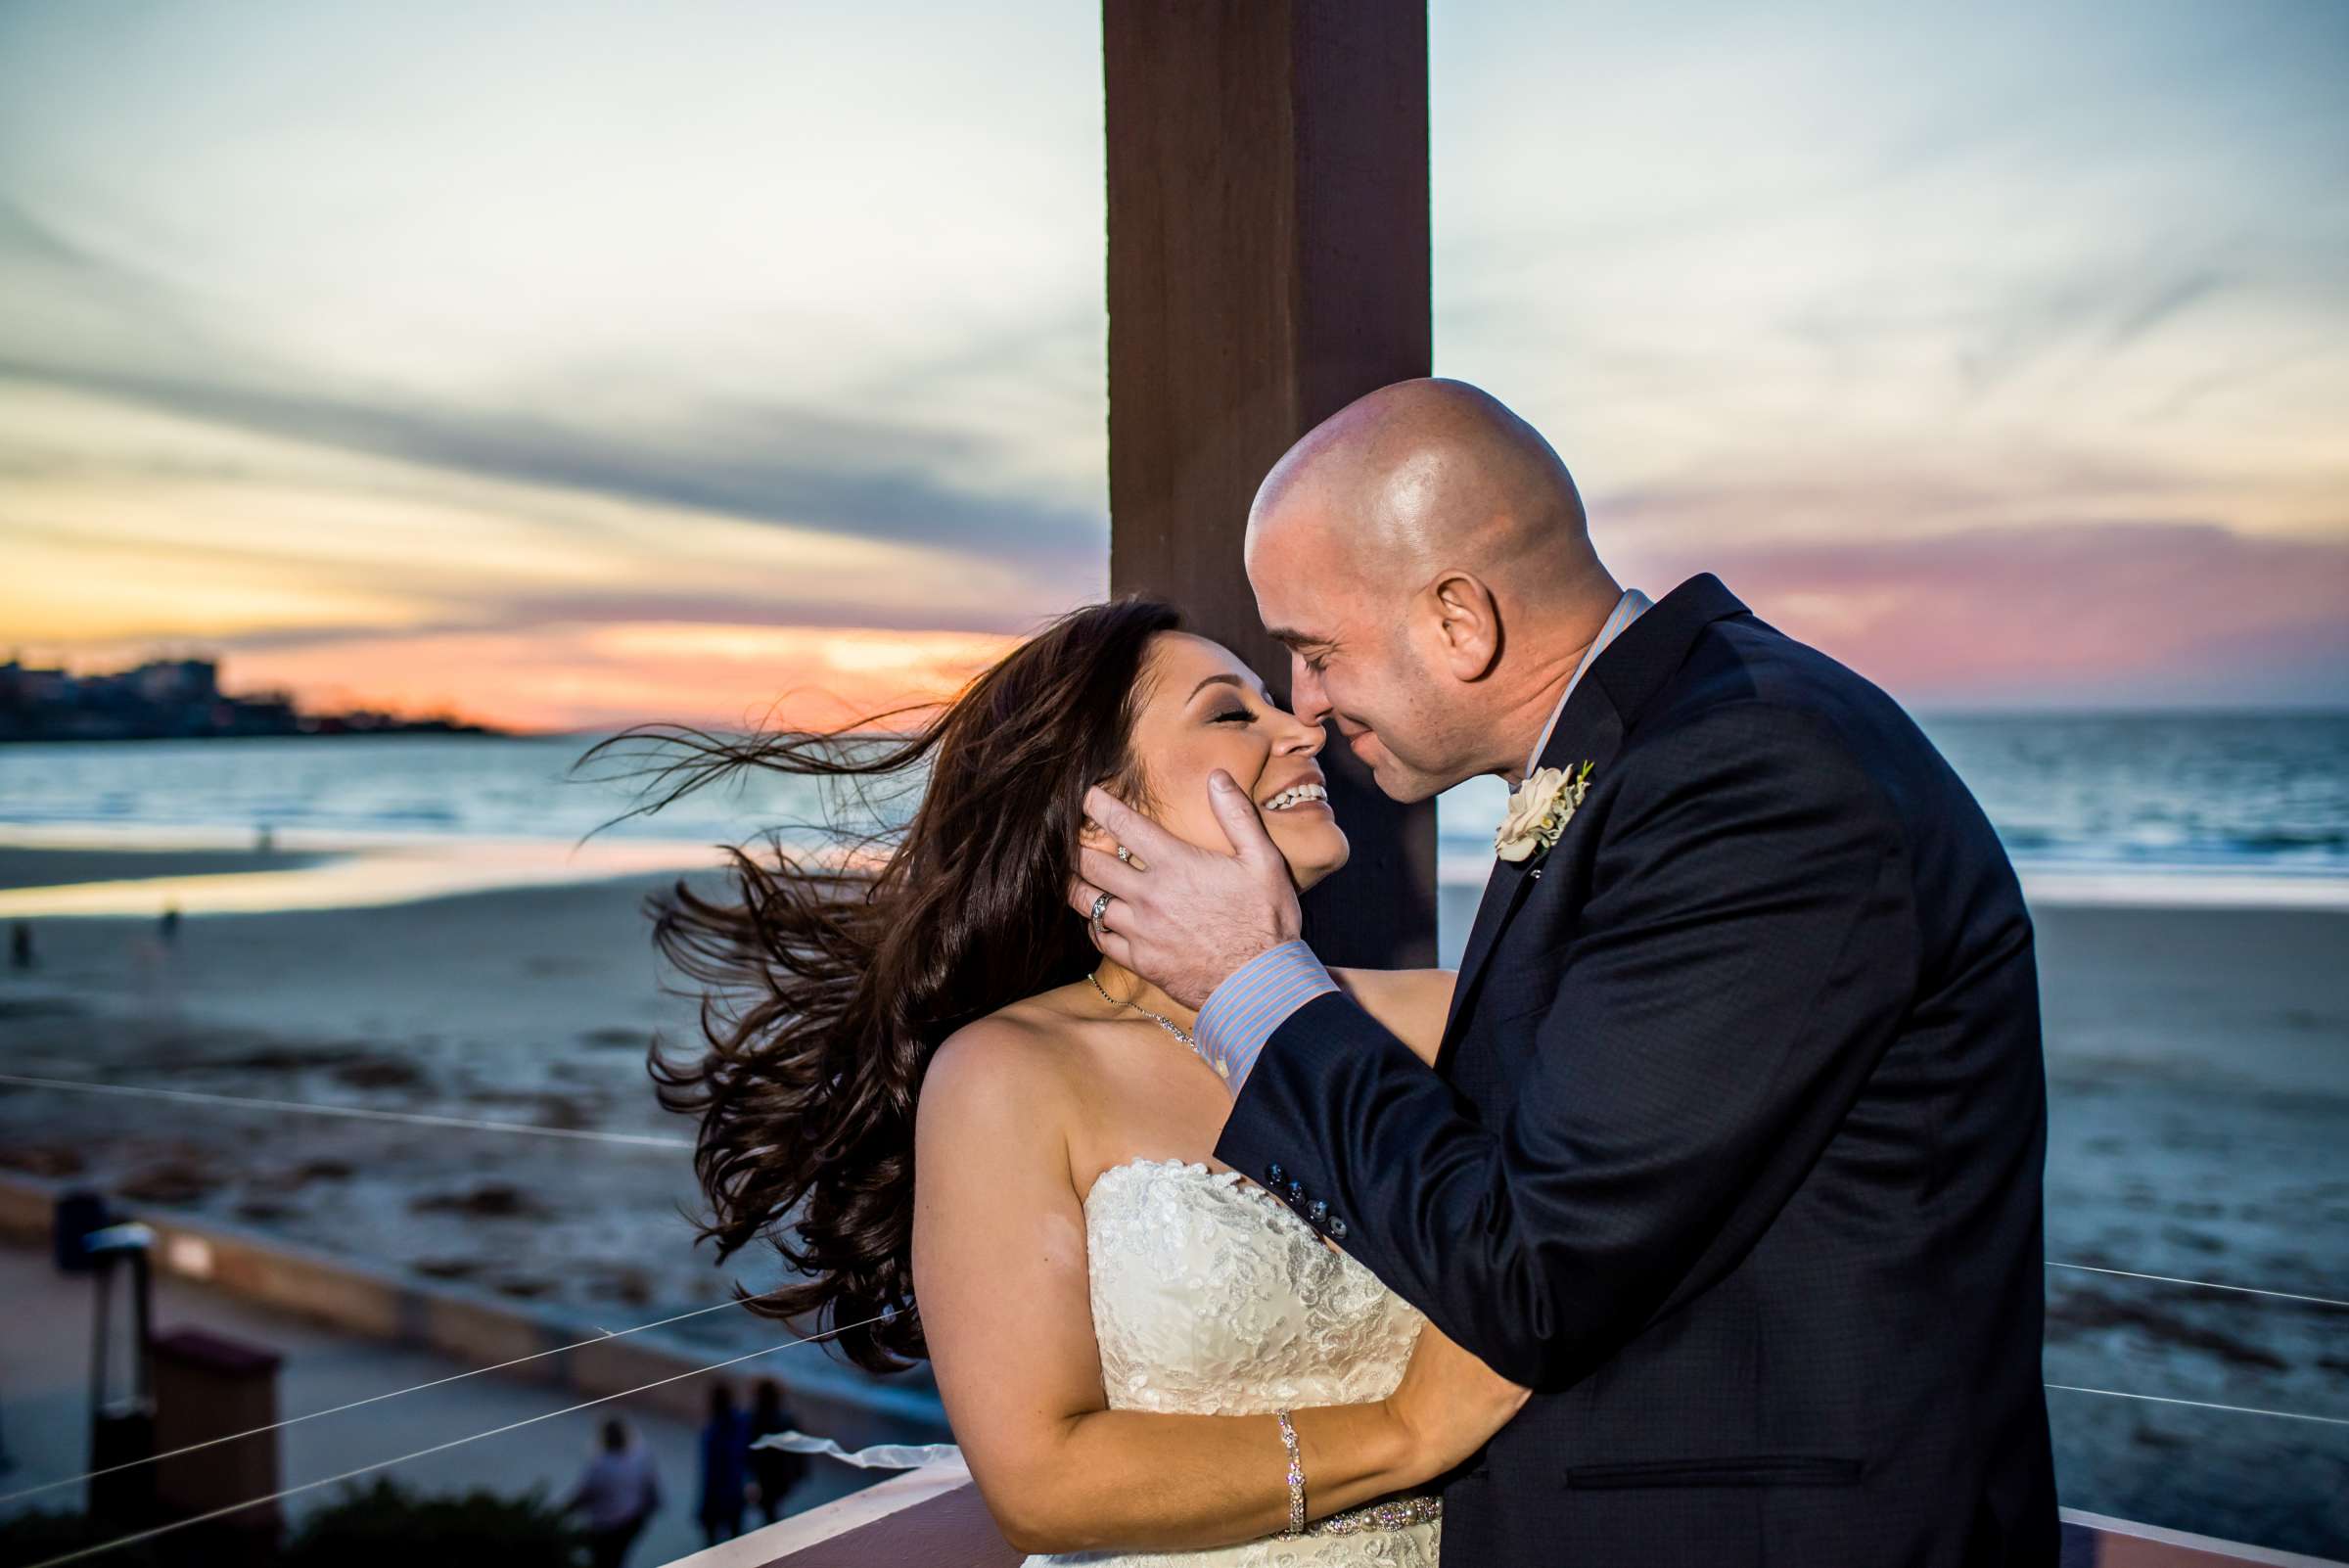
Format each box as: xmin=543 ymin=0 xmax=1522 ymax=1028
xmin=696 ymin=1381 xmax=752 ymax=1545
xmin=745 ymin=1378 xmax=808 ymax=1525
xmin=563 ymin=1417 xmax=663 ymax=1568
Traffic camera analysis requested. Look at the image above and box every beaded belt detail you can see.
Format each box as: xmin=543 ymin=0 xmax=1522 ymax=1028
xmin=1306 ymin=1495 xmax=1443 ymax=1536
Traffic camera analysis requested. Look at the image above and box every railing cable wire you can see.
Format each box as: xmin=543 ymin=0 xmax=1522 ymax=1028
xmin=2046 ymin=1262 xmax=2347 ymax=1311
xmin=0 ymin=1282 xmax=803 ymax=1508
xmin=0 ymin=1070 xmax=691 ymax=1149
xmin=15 ymin=1074 xmax=2347 ymax=1309
xmin=19 ymin=1308 xmax=899 ymax=1568
xmin=2045 ymin=1384 xmax=2349 ymax=1428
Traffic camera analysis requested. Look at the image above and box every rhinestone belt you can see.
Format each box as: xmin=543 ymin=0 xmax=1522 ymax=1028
xmin=1307 ymin=1495 xmax=1443 ymax=1536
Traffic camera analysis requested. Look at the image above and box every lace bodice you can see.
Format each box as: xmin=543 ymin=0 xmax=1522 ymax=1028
xmin=1019 ymin=1158 xmax=1440 ymax=1567
xmin=1084 ymin=1158 xmax=1426 ymax=1414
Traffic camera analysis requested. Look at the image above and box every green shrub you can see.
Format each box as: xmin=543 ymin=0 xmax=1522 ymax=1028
xmin=0 ymin=1509 xmax=164 ymax=1568
xmin=278 ymin=1475 xmax=584 ymax=1568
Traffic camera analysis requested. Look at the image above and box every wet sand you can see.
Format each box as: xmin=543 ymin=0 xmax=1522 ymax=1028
xmin=0 ymin=844 xmax=345 ymax=891
xmin=0 ymin=825 xmax=724 ymax=917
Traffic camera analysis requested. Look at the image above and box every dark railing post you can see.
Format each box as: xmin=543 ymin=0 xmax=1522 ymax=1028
xmin=152 ymin=1326 xmax=284 ymax=1559
xmin=1105 ymin=0 xmax=1437 ymax=969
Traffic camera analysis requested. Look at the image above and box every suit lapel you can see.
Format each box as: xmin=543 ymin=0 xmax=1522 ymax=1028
xmin=1437 ymin=575 xmax=1751 ymax=1067
xmin=1442 ymin=858 xmax=1533 ymax=1041
xmin=1437 ymin=690 xmax=1621 ymax=1066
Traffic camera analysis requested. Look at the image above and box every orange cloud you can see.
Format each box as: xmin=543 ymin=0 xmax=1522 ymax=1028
xmin=218 ymin=621 xmax=1023 ymax=733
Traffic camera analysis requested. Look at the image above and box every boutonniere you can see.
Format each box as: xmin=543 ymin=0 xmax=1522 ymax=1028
xmin=1495 ymin=761 xmax=1594 ymax=865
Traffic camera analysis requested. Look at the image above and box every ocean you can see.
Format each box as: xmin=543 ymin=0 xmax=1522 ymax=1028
xmin=1439 ymin=710 xmax=2349 ymax=898
xmin=4 ymin=712 xmax=2345 ymax=910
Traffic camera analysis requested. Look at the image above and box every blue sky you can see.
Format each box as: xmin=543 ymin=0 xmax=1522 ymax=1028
xmin=1 ymin=1 xmax=2342 ymax=725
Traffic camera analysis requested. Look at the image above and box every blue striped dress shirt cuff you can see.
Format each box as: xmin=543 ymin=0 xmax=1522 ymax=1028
xmin=1195 ymin=938 xmax=1339 ymax=1095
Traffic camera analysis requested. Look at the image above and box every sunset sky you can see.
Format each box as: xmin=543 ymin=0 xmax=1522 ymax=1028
xmin=2 ymin=1 xmax=2343 ymax=730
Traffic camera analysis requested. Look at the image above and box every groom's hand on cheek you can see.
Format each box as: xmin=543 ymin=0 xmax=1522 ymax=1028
xmin=1066 ymin=772 xmax=1304 ymax=1010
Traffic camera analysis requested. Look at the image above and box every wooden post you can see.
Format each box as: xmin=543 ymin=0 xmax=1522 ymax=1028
xmin=152 ymin=1326 xmax=283 ymax=1556
xmin=1105 ymin=0 xmax=1437 ymax=968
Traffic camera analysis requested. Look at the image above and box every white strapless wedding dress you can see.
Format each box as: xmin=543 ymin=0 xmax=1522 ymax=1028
xmin=1022 ymin=1157 xmax=1442 ymax=1567
xmin=757 ymin=1156 xmax=1441 ymax=1564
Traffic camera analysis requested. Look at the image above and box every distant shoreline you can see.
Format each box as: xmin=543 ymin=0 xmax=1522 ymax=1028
xmin=0 ymin=832 xmax=724 ymax=918
xmin=0 ymin=723 xmax=511 ymax=746
xmin=1 ymin=831 xmax=2344 ymax=920
xmin=1439 ymin=851 xmax=2349 ymax=912
xmin=24 ymin=709 xmax=2341 ymax=747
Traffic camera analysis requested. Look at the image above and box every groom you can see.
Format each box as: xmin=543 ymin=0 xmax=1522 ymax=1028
xmin=1073 ymin=379 xmax=2059 ymax=1565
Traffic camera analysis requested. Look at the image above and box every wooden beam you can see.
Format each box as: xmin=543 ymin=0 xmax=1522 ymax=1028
xmin=1104 ymin=0 xmax=1437 ymax=968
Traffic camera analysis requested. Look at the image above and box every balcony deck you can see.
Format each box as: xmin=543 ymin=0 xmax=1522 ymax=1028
xmin=658 ymin=1456 xmax=2339 ymax=1568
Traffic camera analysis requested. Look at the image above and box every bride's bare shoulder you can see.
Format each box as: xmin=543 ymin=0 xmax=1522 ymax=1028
xmin=1325 ymin=966 xmax=1458 ymax=1067
xmin=919 ymin=992 xmax=1088 ymax=1138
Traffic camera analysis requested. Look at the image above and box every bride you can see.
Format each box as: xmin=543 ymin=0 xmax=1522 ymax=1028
xmin=620 ymin=598 xmax=1525 ymax=1564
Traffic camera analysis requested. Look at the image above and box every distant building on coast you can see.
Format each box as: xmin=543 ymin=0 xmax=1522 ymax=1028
xmin=0 ymin=653 xmax=501 ymax=743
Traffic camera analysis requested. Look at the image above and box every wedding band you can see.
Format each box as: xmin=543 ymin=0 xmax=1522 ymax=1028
xmin=1089 ymin=890 xmax=1113 ymax=936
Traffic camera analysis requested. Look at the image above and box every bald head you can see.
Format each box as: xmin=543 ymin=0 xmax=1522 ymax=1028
xmin=1244 ymin=379 xmax=1623 ymax=801
xmin=1245 ymin=378 xmax=1596 ymax=598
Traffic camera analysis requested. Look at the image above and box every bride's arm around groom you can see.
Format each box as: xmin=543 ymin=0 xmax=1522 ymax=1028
xmin=911 ymin=1009 xmax=1519 ymax=1557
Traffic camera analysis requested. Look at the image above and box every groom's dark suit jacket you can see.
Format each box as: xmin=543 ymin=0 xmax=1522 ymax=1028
xmin=1217 ymin=574 xmax=2058 ymax=1566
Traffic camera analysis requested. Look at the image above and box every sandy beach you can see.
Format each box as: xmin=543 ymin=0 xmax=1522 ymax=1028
xmin=0 ymin=845 xmax=347 ymax=891
xmin=1 ymin=851 xmax=2343 ymax=1554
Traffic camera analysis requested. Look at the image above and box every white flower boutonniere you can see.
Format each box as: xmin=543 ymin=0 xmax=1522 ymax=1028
xmin=1495 ymin=760 xmax=1594 ymax=864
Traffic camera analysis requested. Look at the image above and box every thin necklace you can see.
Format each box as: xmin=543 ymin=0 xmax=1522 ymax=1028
xmin=1085 ymin=965 xmax=1197 ymax=1045
xmin=1085 ymin=966 xmax=1232 ymax=1082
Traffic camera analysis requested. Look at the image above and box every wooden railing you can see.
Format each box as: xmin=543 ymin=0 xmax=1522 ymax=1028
xmin=659 ymin=1458 xmax=1019 ymax=1568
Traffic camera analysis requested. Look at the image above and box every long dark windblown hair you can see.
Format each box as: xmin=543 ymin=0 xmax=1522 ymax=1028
xmin=576 ymin=598 xmax=1181 ymax=1371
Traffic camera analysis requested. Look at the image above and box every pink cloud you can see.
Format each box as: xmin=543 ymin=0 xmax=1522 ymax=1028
xmin=1613 ymin=522 xmax=2349 ymax=708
